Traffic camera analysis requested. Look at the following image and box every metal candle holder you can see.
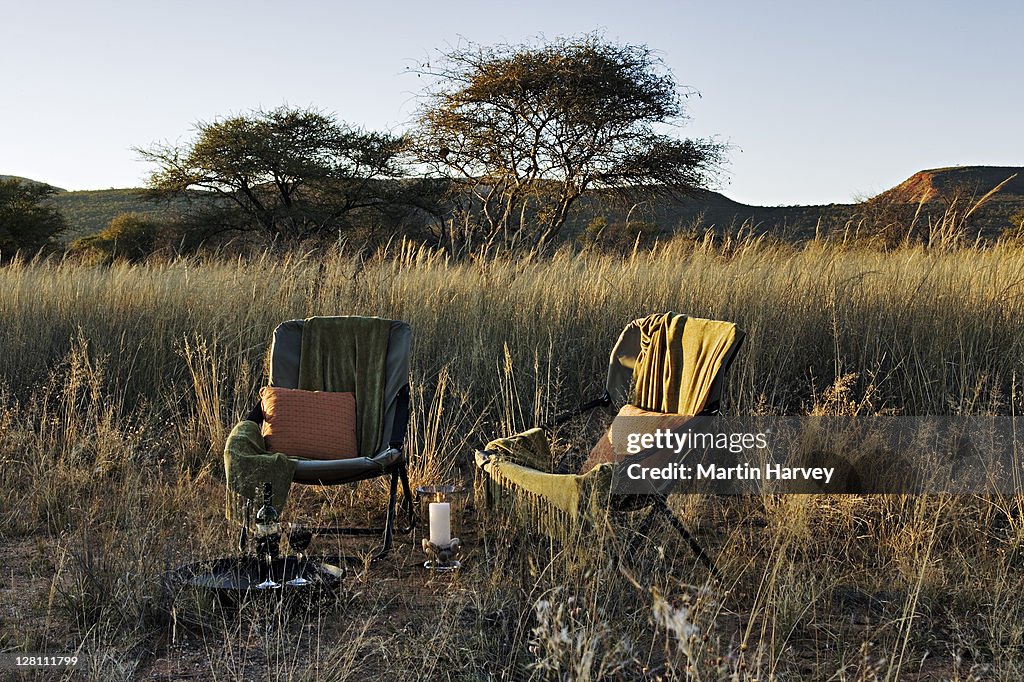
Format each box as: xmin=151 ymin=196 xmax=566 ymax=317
xmin=421 ymin=537 xmax=461 ymax=571
xmin=416 ymin=484 xmax=468 ymax=571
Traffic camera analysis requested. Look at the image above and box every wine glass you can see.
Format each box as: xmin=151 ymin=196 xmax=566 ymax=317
xmin=254 ymin=535 xmax=281 ymax=590
xmin=254 ymin=569 xmax=281 ymax=590
xmin=285 ymin=526 xmax=314 ymax=587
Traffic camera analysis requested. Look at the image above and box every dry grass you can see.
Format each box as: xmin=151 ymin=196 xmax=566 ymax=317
xmin=1 ymin=234 xmax=1023 ymax=680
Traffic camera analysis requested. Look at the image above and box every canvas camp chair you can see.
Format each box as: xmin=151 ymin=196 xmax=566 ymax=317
xmin=224 ymin=316 xmax=415 ymax=559
xmin=475 ymin=312 xmax=744 ymax=576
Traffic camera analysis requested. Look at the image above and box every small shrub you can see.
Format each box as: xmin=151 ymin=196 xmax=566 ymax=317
xmin=1003 ymin=209 xmax=1024 ymax=243
xmin=580 ymin=215 xmax=666 ymax=250
xmin=69 ymin=212 xmax=169 ymax=262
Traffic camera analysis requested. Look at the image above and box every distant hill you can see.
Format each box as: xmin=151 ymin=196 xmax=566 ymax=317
xmin=0 ymin=175 xmax=65 ymax=192
xmin=878 ymin=166 xmax=1024 ymax=204
xmin=866 ymin=166 xmax=1024 ymax=237
xmin=7 ymin=165 xmax=1023 ymax=245
xmin=611 ymin=166 xmax=1024 ymax=239
xmin=1 ymin=175 xmax=180 ymax=241
xmin=567 ymin=187 xmax=853 ymax=241
xmin=47 ymin=188 xmax=182 ymax=241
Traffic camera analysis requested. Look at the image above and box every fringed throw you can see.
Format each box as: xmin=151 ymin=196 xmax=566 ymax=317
xmin=478 ymin=446 xmax=613 ymax=544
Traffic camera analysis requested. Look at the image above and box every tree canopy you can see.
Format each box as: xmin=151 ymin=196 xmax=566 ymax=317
xmin=412 ymin=35 xmax=726 ymax=251
xmin=138 ymin=106 xmax=415 ymax=244
xmin=0 ymin=178 xmax=67 ymax=258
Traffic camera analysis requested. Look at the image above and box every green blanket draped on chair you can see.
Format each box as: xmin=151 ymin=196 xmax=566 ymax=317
xmin=223 ymin=316 xmax=392 ymax=524
xmin=297 ymin=317 xmax=390 ymax=457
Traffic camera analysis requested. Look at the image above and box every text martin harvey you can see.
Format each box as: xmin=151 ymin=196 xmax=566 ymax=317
xmin=626 ymin=462 xmax=835 ymax=483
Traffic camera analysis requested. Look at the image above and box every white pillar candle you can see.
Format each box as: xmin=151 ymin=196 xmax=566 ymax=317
xmin=428 ymin=502 xmax=451 ymax=546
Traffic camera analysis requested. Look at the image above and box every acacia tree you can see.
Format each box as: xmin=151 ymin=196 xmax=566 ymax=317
xmin=138 ymin=106 xmax=412 ymax=244
xmin=0 ymin=178 xmax=67 ymax=258
xmin=412 ymin=35 xmax=726 ymax=251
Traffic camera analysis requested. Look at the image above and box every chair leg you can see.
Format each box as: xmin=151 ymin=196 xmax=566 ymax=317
xmin=398 ymin=463 xmax=416 ymax=532
xmin=374 ymin=469 xmax=401 ymax=561
xmin=623 ymin=505 xmax=660 ymax=560
xmin=654 ymin=497 xmax=720 ymax=579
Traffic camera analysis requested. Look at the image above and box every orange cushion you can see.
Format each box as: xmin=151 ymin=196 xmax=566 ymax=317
xmin=259 ymin=386 xmax=358 ymax=460
xmin=581 ymin=404 xmax=691 ymax=473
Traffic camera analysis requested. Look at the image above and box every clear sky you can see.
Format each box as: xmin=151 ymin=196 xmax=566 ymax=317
xmin=3 ymin=0 xmax=1022 ymax=206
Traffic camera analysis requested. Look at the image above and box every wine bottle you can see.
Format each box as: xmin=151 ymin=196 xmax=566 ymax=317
xmin=254 ymin=482 xmax=281 ymax=559
xmin=256 ymin=482 xmax=280 ymax=534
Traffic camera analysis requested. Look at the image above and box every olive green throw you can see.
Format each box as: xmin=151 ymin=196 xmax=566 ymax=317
xmin=298 ymin=316 xmax=391 ymax=457
xmin=631 ymin=312 xmax=737 ymax=415
xmin=477 ymin=448 xmax=614 ymax=541
xmin=485 ymin=427 xmax=552 ymax=472
xmin=480 ymin=427 xmax=611 ymax=539
xmin=477 ymin=313 xmax=739 ymax=541
xmin=224 ymin=420 xmax=295 ymax=523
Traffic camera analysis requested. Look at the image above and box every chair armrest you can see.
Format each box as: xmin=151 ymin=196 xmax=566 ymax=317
xmin=292 ymin=447 xmax=404 ymax=485
xmin=540 ymin=393 xmax=613 ymax=430
xmin=474 ymin=450 xmax=494 ymax=468
xmin=245 ymin=401 xmax=264 ymax=424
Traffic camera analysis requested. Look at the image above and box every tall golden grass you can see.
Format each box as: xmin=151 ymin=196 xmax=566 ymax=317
xmin=3 ymin=236 xmax=1023 ymax=419
xmin=1 ymin=234 xmax=1022 ymax=679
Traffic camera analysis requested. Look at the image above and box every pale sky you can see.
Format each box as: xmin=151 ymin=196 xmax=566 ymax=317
xmin=3 ymin=0 xmax=1022 ymax=206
